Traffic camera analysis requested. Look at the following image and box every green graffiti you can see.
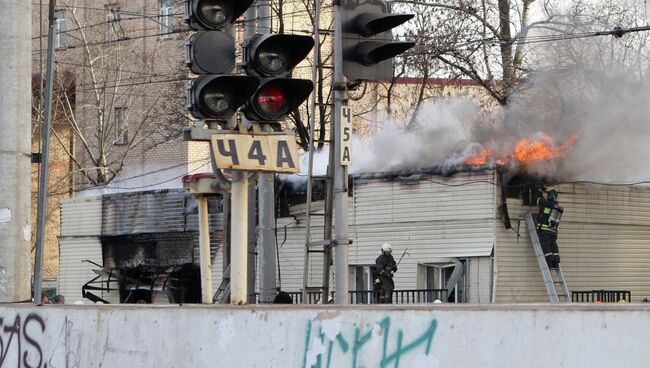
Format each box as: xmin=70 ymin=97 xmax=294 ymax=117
xmin=301 ymin=316 xmax=437 ymax=368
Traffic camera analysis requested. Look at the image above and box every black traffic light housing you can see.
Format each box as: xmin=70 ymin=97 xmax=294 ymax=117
xmin=186 ymin=31 xmax=236 ymax=74
xmin=342 ymin=1 xmax=415 ymax=81
xmin=244 ymin=78 xmax=314 ymax=122
xmin=185 ymin=0 xmax=254 ymax=30
xmin=185 ymin=0 xmax=261 ymax=122
xmin=187 ymin=75 xmax=259 ymax=121
xmin=243 ymin=33 xmax=315 ymax=122
xmin=244 ymin=34 xmax=315 ymax=77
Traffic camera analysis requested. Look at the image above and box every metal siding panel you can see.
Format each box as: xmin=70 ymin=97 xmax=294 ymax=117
xmin=102 ymin=190 xmax=186 ymax=236
xmin=278 ymin=170 xmax=497 ymax=294
xmin=352 ymin=171 xmax=496 ymax=225
xmin=58 ymin=236 xmax=105 ymax=303
xmin=60 ymin=197 xmax=102 ymax=236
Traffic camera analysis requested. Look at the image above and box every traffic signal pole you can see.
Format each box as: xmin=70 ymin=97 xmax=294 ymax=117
xmin=333 ymin=2 xmax=350 ymax=304
xmin=230 ymin=5 xmax=259 ymax=305
xmin=0 ymin=0 xmax=32 ymax=303
xmin=230 ymin=171 xmax=249 ymax=304
xmin=256 ymin=0 xmax=278 ymax=304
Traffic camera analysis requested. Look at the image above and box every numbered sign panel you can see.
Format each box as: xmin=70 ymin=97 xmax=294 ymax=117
xmin=210 ymin=133 xmax=300 ymax=173
xmin=340 ymin=106 xmax=352 ymax=166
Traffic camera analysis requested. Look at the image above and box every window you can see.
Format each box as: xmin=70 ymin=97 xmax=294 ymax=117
xmin=106 ymin=6 xmax=122 ymax=41
xmin=348 ymin=265 xmax=376 ymax=304
xmin=420 ymin=260 xmax=467 ymax=303
xmin=54 ymin=9 xmax=67 ymax=49
xmin=114 ymin=107 xmax=128 ymax=145
xmin=160 ymin=0 xmax=174 ymax=38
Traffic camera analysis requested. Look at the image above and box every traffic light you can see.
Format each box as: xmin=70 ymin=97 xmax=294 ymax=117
xmin=341 ymin=1 xmax=415 ymax=81
xmin=185 ymin=0 xmax=258 ymax=122
xmin=243 ymin=34 xmax=315 ymax=122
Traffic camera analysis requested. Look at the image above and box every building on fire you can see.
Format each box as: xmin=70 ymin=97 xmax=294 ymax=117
xmin=58 ymin=165 xmax=650 ymax=304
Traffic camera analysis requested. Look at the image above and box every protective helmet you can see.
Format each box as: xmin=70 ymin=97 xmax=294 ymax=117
xmin=547 ymin=189 xmax=558 ymax=201
xmin=381 ymin=243 xmax=392 ymax=252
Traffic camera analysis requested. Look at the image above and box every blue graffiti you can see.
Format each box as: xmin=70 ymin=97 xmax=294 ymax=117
xmin=302 ymin=316 xmax=437 ymax=368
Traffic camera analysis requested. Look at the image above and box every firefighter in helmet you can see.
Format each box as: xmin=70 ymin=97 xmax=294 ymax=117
xmin=537 ymin=189 xmax=563 ymax=268
xmin=374 ymin=243 xmax=398 ymax=303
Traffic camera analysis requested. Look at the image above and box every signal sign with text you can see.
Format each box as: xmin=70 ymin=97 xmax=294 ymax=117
xmin=210 ymin=134 xmax=300 ymax=173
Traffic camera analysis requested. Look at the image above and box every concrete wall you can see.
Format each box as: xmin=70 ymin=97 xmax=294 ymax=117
xmin=0 ymin=304 xmax=649 ymax=368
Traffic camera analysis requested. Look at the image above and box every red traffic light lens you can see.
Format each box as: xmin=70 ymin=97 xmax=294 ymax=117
xmin=256 ymin=84 xmax=288 ymax=118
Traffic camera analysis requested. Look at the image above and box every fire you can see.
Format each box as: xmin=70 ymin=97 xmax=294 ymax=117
xmin=463 ymin=132 xmax=579 ymax=166
xmin=513 ymin=133 xmax=578 ymax=165
xmin=464 ymin=148 xmax=493 ymax=165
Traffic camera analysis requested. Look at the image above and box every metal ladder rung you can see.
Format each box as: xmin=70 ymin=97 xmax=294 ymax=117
xmin=308 ymin=239 xmax=333 ymax=247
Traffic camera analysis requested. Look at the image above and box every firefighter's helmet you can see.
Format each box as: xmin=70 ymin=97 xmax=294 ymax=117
xmin=381 ymin=243 xmax=392 ymax=253
xmin=547 ymin=189 xmax=558 ymax=202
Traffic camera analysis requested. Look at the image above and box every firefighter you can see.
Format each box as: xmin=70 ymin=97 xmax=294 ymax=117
xmin=374 ymin=243 xmax=398 ymax=304
xmin=537 ymin=189 xmax=563 ymax=268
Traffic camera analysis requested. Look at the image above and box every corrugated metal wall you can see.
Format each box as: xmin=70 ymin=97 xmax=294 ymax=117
xmin=59 ymin=197 xmax=108 ymax=302
xmin=58 ymin=237 xmax=122 ymax=303
xmin=275 ymin=170 xmax=497 ymax=298
xmin=102 ymin=190 xmax=186 ymax=235
xmin=350 ymin=171 xmax=496 ymax=294
xmin=60 ymin=190 xmax=224 ymax=304
xmin=60 ymin=197 xmax=102 ymax=236
xmin=495 ymin=183 xmax=650 ymax=303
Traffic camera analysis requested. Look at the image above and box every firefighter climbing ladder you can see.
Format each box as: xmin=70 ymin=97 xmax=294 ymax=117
xmin=525 ymin=212 xmax=571 ymax=303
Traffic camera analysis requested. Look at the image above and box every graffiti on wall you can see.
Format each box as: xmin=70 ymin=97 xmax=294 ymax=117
xmin=0 ymin=313 xmax=46 ymax=368
xmin=301 ymin=316 xmax=438 ymax=368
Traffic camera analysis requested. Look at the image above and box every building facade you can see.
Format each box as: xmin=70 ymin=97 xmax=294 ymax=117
xmin=58 ymin=167 xmax=650 ymax=303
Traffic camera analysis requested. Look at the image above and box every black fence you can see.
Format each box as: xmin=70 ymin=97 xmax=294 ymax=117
xmin=268 ymin=289 xmax=448 ymax=304
xmin=572 ymin=290 xmax=631 ymax=303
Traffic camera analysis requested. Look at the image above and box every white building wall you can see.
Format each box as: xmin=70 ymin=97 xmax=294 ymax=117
xmin=495 ymin=183 xmax=650 ymax=303
xmin=277 ymin=170 xmax=497 ymax=299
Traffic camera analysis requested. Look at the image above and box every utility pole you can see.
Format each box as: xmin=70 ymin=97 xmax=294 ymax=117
xmin=256 ymin=0 xmax=278 ymax=304
xmin=34 ymin=0 xmax=57 ymax=305
xmin=333 ymin=1 xmax=350 ymax=304
xmin=0 ymin=0 xmax=32 ymax=303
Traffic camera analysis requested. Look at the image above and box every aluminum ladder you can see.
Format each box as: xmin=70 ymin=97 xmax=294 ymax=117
xmin=213 ymin=264 xmax=230 ymax=303
xmin=525 ymin=212 xmax=571 ymax=303
xmin=300 ymin=130 xmax=335 ymax=304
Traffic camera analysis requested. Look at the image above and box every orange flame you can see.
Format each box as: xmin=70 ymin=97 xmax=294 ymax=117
xmin=463 ymin=133 xmax=579 ymax=166
xmin=464 ymin=148 xmax=493 ymax=165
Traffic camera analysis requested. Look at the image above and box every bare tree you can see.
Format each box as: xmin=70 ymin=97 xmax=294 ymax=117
xmin=43 ymin=0 xmax=186 ymax=188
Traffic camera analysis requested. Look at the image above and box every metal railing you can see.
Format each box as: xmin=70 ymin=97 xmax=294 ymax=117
xmin=572 ymin=290 xmax=631 ymax=303
xmin=264 ymin=289 xmax=448 ymax=304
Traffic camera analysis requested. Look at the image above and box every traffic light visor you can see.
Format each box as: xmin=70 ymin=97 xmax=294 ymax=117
xmin=354 ymin=13 xmax=414 ymax=37
xmin=356 ymin=41 xmax=415 ymax=65
xmin=248 ymin=34 xmax=315 ymax=76
xmin=190 ymin=75 xmax=259 ymax=120
xmin=187 ymin=0 xmax=254 ymax=30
